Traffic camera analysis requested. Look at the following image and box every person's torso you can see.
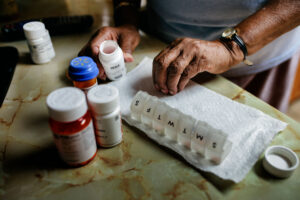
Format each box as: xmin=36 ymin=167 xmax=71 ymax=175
xmin=146 ymin=0 xmax=300 ymax=76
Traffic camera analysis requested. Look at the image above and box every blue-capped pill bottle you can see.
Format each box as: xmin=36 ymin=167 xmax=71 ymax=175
xmin=68 ymin=56 xmax=99 ymax=92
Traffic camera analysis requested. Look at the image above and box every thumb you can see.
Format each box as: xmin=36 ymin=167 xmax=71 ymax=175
xmin=119 ymin=36 xmax=138 ymax=63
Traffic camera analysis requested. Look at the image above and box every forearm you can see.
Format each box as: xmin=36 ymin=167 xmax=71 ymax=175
xmin=236 ymin=0 xmax=300 ymax=55
xmin=113 ymin=0 xmax=141 ymax=28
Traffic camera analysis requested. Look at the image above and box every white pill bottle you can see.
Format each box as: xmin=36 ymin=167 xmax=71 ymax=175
xmin=87 ymin=85 xmax=123 ymax=147
xmin=98 ymin=40 xmax=127 ymax=81
xmin=23 ymin=21 xmax=55 ymax=64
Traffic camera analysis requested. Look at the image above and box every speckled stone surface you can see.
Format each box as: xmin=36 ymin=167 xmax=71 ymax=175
xmin=0 ymin=1 xmax=299 ymax=200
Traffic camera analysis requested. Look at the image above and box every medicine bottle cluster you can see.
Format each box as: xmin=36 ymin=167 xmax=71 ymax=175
xmin=47 ymin=85 xmax=122 ymax=166
xmin=130 ymin=91 xmax=232 ymax=164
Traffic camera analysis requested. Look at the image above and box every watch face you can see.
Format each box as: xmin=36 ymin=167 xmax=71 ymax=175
xmin=222 ymin=28 xmax=236 ymax=38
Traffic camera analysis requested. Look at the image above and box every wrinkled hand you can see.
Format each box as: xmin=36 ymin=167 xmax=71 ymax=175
xmin=79 ymin=25 xmax=140 ymax=80
xmin=152 ymin=38 xmax=243 ymax=95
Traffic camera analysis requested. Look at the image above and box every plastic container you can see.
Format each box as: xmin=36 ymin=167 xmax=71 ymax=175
xmin=152 ymin=102 xmax=168 ymax=135
xmin=177 ymin=114 xmax=196 ymax=149
xmin=205 ymin=130 xmax=232 ymax=164
xmin=68 ymin=56 xmax=99 ymax=92
xmin=46 ymin=87 xmax=97 ymax=166
xmin=87 ymin=85 xmax=122 ymax=147
xmin=190 ymin=121 xmax=210 ymax=156
xmin=141 ymin=96 xmax=158 ymax=126
xmin=23 ymin=21 xmax=55 ymax=64
xmin=164 ymin=108 xmax=180 ymax=141
xmin=98 ymin=40 xmax=126 ymax=81
xmin=130 ymin=91 xmax=149 ymax=121
xmin=263 ymin=145 xmax=299 ymax=178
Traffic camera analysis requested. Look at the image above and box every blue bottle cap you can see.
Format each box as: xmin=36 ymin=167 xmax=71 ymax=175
xmin=69 ymin=56 xmax=99 ymax=81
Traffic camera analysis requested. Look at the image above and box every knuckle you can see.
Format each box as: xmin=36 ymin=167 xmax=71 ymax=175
xmin=154 ymin=57 xmax=168 ymax=70
xmin=191 ymin=41 xmax=200 ymax=50
xmin=182 ymin=37 xmax=190 ymax=42
xmin=167 ymin=65 xmax=179 ymax=75
xmin=100 ymin=26 xmax=111 ymax=32
xmin=182 ymin=67 xmax=191 ymax=78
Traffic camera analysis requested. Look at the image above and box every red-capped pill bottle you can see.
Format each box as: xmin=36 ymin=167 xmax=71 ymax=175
xmin=46 ymin=87 xmax=97 ymax=166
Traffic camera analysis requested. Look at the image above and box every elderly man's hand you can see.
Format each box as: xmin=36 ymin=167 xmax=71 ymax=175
xmin=152 ymin=38 xmax=244 ymax=95
xmin=79 ymin=24 xmax=140 ymax=80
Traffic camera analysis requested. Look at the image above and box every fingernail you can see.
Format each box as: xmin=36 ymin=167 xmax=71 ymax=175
xmin=124 ymin=53 xmax=134 ymax=62
xmin=169 ymin=90 xmax=175 ymax=95
xmin=161 ymin=89 xmax=168 ymax=94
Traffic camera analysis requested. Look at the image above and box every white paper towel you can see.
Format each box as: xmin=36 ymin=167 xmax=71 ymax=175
xmin=109 ymin=57 xmax=287 ymax=183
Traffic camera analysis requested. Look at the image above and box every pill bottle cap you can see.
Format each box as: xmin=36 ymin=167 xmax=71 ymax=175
xmin=98 ymin=40 xmax=123 ymax=63
xmin=23 ymin=21 xmax=46 ymax=40
xmin=263 ymin=145 xmax=299 ymax=178
xmin=87 ymin=85 xmax=120 ymax=115
xmin=69 ymin=56 xmax=99 ymax=81
xmin=46 ymin=87 xmax=88 ymax=122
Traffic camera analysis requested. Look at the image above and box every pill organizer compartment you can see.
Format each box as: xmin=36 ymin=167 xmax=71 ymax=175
xmin=130 ymin=91 xmax=149 ymax=121
xmin=164 ymin=108 xmax=180 ymax=141
xmin=191 ymin=121 xmax=211 ymax=156
xmin=152 ymin=102 xmax=168 ymax=135
xmin=141 ymin=96 xmax=158 ymax=126
xmin=177 ymin=114 xmax=196 ymax=149
xmin=205 ymin=130 xmax=232 ymax=164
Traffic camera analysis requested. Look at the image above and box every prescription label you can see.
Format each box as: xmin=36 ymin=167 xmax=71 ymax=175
xmin=53 ymin=121 xmax=97 ymax=164
xmin=94 ymin=113 xmax=122 ymax=147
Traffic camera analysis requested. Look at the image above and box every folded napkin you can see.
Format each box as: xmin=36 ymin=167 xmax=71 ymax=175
xmin=109 ymin=57 xmax=287 ymax=183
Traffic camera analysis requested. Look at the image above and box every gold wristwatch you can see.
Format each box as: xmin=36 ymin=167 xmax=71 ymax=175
xmin=221 ymin=28 xmax=253 ymax=66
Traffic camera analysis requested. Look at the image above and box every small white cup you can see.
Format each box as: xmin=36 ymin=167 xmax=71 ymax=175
xmin=263 ymin=145 xmax=299 ymax=178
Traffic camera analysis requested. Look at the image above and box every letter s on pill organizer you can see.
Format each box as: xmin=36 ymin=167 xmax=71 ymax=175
xmin=130 ymin=91 xmax=233 ymax=164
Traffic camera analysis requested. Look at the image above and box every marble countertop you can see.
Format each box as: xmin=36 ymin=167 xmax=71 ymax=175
xmin=1 ymin=0 xmax=300 ymax=199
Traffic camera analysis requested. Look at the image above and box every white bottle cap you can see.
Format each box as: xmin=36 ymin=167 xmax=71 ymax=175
xmin=87 ymin=85 xmax=120 ymax=115
xmin=46 ymin=87 xmax=88 ymax=122
xmin=23 ymin=21 xmax=46 ymax=40
xmin=263 ymin=145 xmax=299 ymax=178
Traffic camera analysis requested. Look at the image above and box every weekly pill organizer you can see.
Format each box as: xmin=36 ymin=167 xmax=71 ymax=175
xmin=109 ymin=57 xmax=287 ymax=182
xmin=130 ymin=91 xmax=233 ymax=164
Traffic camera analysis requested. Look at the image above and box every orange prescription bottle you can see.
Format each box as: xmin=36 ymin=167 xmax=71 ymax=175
xmin=68 ymin=56 xmax=99 ymax=92
xmin=46 ymin=87 xmax=97 ymax=166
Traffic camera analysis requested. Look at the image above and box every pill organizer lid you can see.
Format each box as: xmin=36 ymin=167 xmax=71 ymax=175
xmin=87 ymin=85 xmax=120 ymax=115
xmin=262 ymin=145 xmax=299 ymax=178
xmin=46 ymin=87 xmax=88 ymax=122
xmin=23 ymin=21 xmax=46 ymax=40
xmin=69 ymin=56 xmax=99 ymax=81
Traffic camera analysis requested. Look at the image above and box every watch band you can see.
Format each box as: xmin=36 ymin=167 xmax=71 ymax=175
xmin=221 ymin=28 xmax=253 ymax=66
xmin=232 ymin=34 xmax=253 ymax=66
